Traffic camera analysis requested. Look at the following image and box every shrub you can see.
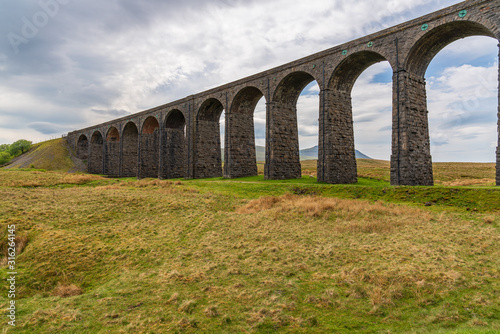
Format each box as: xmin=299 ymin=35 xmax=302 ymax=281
xmin=0 ymin=151 xmax=12 ymax=165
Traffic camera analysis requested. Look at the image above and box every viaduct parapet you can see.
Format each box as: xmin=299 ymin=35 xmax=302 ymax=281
xmin=67 ymin=0 xmax=500 ymax=186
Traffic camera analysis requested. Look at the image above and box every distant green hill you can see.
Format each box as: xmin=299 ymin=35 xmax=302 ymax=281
xmin=222 ymin=146 xmax=371 ymax=162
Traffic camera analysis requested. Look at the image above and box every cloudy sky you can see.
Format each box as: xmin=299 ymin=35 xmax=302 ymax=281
xmin=0 ymin=0 xmax=498 ymax=161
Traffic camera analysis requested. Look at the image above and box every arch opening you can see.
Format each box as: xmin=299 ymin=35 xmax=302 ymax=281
xmin=196 ymin=98 xmax=225 ymax=179
xmin=122 ymin=122 xmax=139 ymax=177
xmin=163 ymin=110 xmax=186 ymax=179
xmin=254 ymin=96 xmax=267 ymax=172
xmin=105 ymin=127 xmax=120 ymax=176
xmin=296 ymin=82 xmax=320 ymax=176
xmin=140 ymin=116 xmax=160 ymax=178
xmin=266 ymin=71 xmax=316 ymax=180
xmin=329 ymin=51 xmax=387 ymax=94
xmin=106 ymin=127 xmax=120 ymax=142
xmin=165 ymin=110 xmax=186 ymax=129
xmin=225 ymin=87 xmax=265 ymax=178
xmin=406 ymin=21 xmax=496 ymax=78
xmin=91 ymin=131 xmax=103 ymax=145
xmin=142 ymin=116 xmax=160 ymax=134
xmin=351 ymin=62 xmax=393 ymax=162
xmin=404 ymin=20 xmax=499 ymax=186
xmin=76 ymin=134 xmax=88 ymax=160
xmin=320 ymin=51 xmax=391 ymax=184
xmin=425 ymin=36 xmax=498 ymax=184
xmin=89 ymin=131 xmax=104 ymax=174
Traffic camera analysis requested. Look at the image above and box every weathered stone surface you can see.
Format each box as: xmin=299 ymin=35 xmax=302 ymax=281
xmin=104 ymin=127 xmax=120 ymax=177
xmin=122 ymin=122 xmax=138 ymax=177
xmin=89 ymin=132 xmax=104 ymax=174
xmin=391 ymin=72 xmax=434 ymax=186
xmin=162 ymin=128 xmax=185 ymax=179
xmin=224 ymin=87 xmax=262 ymax=178
xmin=318 ymin=89 xmax=357 ymax=184
xmin=195 ymin=119 xmax=223 ymax=178
xmin=497 ymin=45 xmax=500 ymax=186
xmin=265 ymin=102 xmax=301 ymax=180
xmin=76 ymin=135 xmax=88 ymax=160
xmin=140 ymin=131 xmax=160 ymax=178
xmin=224 ymin=112 xmax=258 ymax=178
xmin=105 ymin=142 xmax=120 ymax=176
xmin=66 ymin=0 xmax=500 ymax=186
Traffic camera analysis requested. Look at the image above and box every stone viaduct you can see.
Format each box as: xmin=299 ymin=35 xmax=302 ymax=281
xmin=67 ymin=0 xmax=500 ymax=186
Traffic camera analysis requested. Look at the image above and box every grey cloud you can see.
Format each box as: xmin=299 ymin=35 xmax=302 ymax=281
xmin=378 ymin=125 xmax=392 ymax=132
xmin=28 ymin=122 xmax=69 ymax=135
xmin=431 ymin=138 xmax=449 ymax=147
xmin=91 ymin=109 xmax=130 ymax=117
xmin=438 ymin=110 xmax=496 ymax=130
xmin=354 ymin=113 xmax=379 ymax=123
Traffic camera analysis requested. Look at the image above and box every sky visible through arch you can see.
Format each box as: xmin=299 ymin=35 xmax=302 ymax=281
xmin=0 ymin=0 xmax=498 ymax=162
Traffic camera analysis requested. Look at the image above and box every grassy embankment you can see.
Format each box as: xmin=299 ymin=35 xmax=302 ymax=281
xmin=0 ymin=140 xmax=498 ymax=333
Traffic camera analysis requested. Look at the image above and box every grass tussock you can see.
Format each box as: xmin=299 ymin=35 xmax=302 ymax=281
xmin=61 ymin=174 xmax=103 ymax=185
xmin=237 ymin=194 xmax=430 ymax=234
xmin=178 ymin=300 xmax=197 ymax=314
xmin=52 ymin=284 xmax=83 ymax=298
xmin=0 ymin=233 xmax=29 ymax=266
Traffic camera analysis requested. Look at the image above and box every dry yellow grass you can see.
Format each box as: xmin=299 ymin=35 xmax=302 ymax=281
xmin=1 ymin=168 xmax=499 ymax=333
xmin=52 ymin=284 xmax=83 ymax=298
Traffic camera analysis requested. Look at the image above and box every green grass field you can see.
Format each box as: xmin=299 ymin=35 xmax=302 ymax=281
xmin=0 ymin=142 xmax=499 ymax=333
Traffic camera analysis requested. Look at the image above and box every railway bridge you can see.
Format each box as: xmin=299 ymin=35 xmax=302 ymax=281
xmin=67 ymin=0 xmax=500 ymax=186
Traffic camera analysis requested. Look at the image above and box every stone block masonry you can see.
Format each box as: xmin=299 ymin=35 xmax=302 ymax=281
xmin=67 ymin=0 xmax=500 ymax=186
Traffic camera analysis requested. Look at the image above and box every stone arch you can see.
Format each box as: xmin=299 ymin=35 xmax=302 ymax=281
xmin=76 ymin=134 xmax=88 ymax=160
xmin=195 ymin=98 xmax=225 ymax=178
xmin=140 ymin=116 xmax=160 ymax=178
xmin=329 ymin=51 xmax=388 ymax=93
xmin=122 ymin=122 xmax=138 ymax=177
xmin=397 ymin=20 xmax=500 ymax=186
xmin=319 ymin=51 xmax=391 ymax=184
xmin=266 ymin=72 xmax=318 ymax=180
xmin=162 ymin=110 xmax=186 ymax=179
xmin=197 ymin=98 xmax=224 ymax=122
xmin=165 ymin=110 xmax=186 ymax=129
xmin=106 ymin=127 xmax=120 ymax=142
xmin=406 ymin=21 xmax=497 ymax=78
xmin=142 ymin=116 xmax=160 ymax=134
xmin=89 ymin=131 xmax=104 ymax=174
xmin=273 ymin=71 xmax=317 ymax=105
xmin=225 ymin=86 xmax=265 ymax=178
xmin=105 ymin=127 xmax=120 ymax=177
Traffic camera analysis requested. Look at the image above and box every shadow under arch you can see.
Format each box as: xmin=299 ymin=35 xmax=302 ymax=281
xmin=122 ymin=122 xmax=139 ymax=177
xmin=76 ymin=134 xmax=88 ymax=160
xmin=225 ymin=86 xmax=265 ymax=178
xmin=89 ymin=131 xmax=104 ymax=174
xmin=162 ymin=110 xmax=186 ymax=179
xmin=401 ymin=20 xmax=500 ymax=186
xmin=320 ymin=51 xmax=391 ymax=184
xmin=266 ymin=71 xmax=317 ymax=180
xmin=195 ymin=98 xmax=224 ymax=179
xmin=104 ymin=127 xmax=120 ymax=177
xmin=140 ymin=116 xmax=160 ymax=178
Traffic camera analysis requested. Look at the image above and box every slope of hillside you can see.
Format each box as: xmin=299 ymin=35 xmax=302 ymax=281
xmin=3 ymin=138 xmax=85 ymax=173
xmin=0 ymin=169 xmax=498 ymax=333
